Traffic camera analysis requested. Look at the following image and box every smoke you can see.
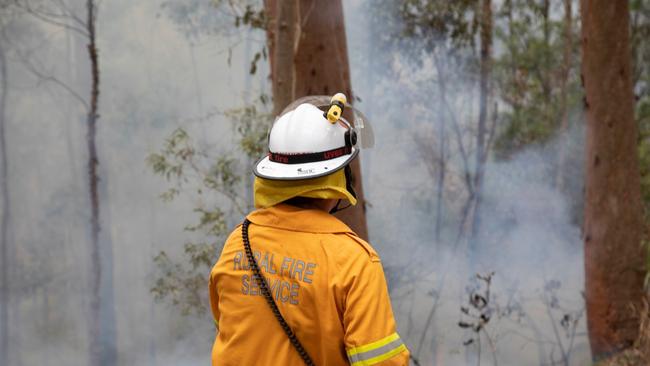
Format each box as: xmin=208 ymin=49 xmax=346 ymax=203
xmin=1 ymin=0 xmax=592 ymax=365
xmin=2 ymin=0 xmax=266 ymax=364
xmin=344 ymin=0 xmax=590 ymax=364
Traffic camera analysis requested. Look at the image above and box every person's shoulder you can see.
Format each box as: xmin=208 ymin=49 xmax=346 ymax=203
xmin=215 ymin=223 xmax=243 ymax=255
xmin=225 ymin=222 xmax=243 ymax=243
xmin=210 ymin=222 xmax=243 ymax=277
xmin=331 ymin=231 xmax=381 ymax=263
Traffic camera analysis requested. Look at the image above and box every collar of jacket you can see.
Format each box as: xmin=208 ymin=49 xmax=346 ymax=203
xmin=246 ymin=203 xmax=354 ymax=234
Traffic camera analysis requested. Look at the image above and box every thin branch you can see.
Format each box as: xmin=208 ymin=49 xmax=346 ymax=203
xmin=481 ymin=328 xmax=499 ymax=366
xmin=564 ymin=307 xmax=584 ymax=362
xmin=226 ymin=0 xmax=243 ymax=16
xmin=498 ymin=328 xmax=555 ymax=347
xmin=477 ymin=334 xmax=482 ymax=366
xmin=31 ymin=0 xmax=86 ymax=27
xmin=53 ymin=0 xmax=88 ymax=29
xmin=16 ymin=1 xmax=90 ymax=37
xmin=432 ymin=50 xmax=472 ymax=189
xmin=484 ymin=101 xmax=498 ymax=163
xmin=16 ymin=49 xmax=89 ymax=110
xmin=455 ymin=193 xmax=473 ymax=242
xmin=186 ymin=156 xmax=247 ymax=217
xmin=541 ymin=290 xmax=568 ymax=366
xmin=442 ymin=95 xmax=473 ymax=194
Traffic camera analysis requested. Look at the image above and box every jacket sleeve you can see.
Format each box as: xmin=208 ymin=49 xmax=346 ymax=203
xmin=208 ymin=268 xmax=220 ymax=331
xmin=341 ymin=255 xmax=410 ymax=366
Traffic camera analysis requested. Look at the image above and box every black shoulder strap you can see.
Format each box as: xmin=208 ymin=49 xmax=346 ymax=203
xmin=241 ymin=219 xmax=315 ymax=366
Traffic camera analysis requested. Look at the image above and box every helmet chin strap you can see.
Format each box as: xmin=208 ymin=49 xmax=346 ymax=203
xmin=329 ymin=199 xmax=350 ymax=214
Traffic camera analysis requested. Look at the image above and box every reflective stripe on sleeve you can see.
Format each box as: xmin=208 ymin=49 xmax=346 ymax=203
xmin=346 ymin=333 xmax=407 ymax=366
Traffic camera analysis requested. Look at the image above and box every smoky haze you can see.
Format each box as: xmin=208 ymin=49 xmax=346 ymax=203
xmin=344 ymin=0 xmax=588 ymax=364
xmin=0 ymin=0 xmax=589 ymax=365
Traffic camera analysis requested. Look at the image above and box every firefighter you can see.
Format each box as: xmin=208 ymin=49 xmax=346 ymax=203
xmin=209 ymin=93 xmax=410 ymax=366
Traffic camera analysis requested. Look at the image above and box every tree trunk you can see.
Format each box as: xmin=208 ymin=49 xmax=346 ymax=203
xmin=265 ymin=0 xmax=369 ymax=239
xmin=542 ymin=0 xmax=550 ymax=43
xmin=433 ymin=54 xmax=448 ymax=244
xmin=0 ymin=39 xmax=10 ymax=366
xmin=434 ymin=113 xmax=446 ymax=243
xmin=271 ymin=0 xmax=297 ymax=116
xmin=85 ymin=1 xmax=115 ymax=365
xmin=469 ymin=0 xmax=492 ymax=251
xmin=87 ymin=0 xmax=101 ymax=361
xmin=581 ymin=0 xmax=645 ymax=359
xmin=294 ymin=0 xmax=368 ymax=240
xmin=556 ymin=0 xmax=573 ymax=191
xmin=264 ymin=0 xmax=277 ymax=83
xmin=540 ymin=0 xmax=552 ymax=108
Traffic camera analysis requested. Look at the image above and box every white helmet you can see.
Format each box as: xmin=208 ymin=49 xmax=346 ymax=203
xmin=254 ymin=93 xmax=373 ymax=181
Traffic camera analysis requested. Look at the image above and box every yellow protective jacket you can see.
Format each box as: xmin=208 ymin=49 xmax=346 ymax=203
xmin=209 ymin=203 xmax=410 ymax=366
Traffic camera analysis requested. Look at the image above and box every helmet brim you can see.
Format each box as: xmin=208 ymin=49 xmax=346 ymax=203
xmin=253 ymin=148 xmax=358 ymax=180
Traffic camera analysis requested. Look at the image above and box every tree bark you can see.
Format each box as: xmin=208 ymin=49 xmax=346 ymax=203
xmin=294 ymin=0 xmax=368 ymax=240
xmin=556 ymin=0 xmax=573 ymax=191
xmin=271 ymin=0 xmax=297 ymax=116
xmin=542 ymin=0 xmax=550 ymax=43
xmin=87 ymin=0 xmax=101 ymax=362
xmin=581 ymin=0 xmax=645 ymax=359
xmin=434 ymin=113 xmax=446 ymax=243
xmin=540 ymin=0 xmax=552 ymax=106
xmin=0 ymin=38 xmax=10 ymax=366
xmin=433 ymin=54 xmax=448 ymax=243
xmin=85 ymin=1 xmax=115 ymax=365
xmin=264 ymin=0 xmax=277 ymax=82
xmin=264 ymin=0 xmax=369 ymax=239
xmin=469 ymin=0 xmax=492 ymax=251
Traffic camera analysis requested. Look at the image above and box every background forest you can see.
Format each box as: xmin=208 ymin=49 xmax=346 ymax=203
xmin=0 ymin=0 xmax=649 ymax=365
